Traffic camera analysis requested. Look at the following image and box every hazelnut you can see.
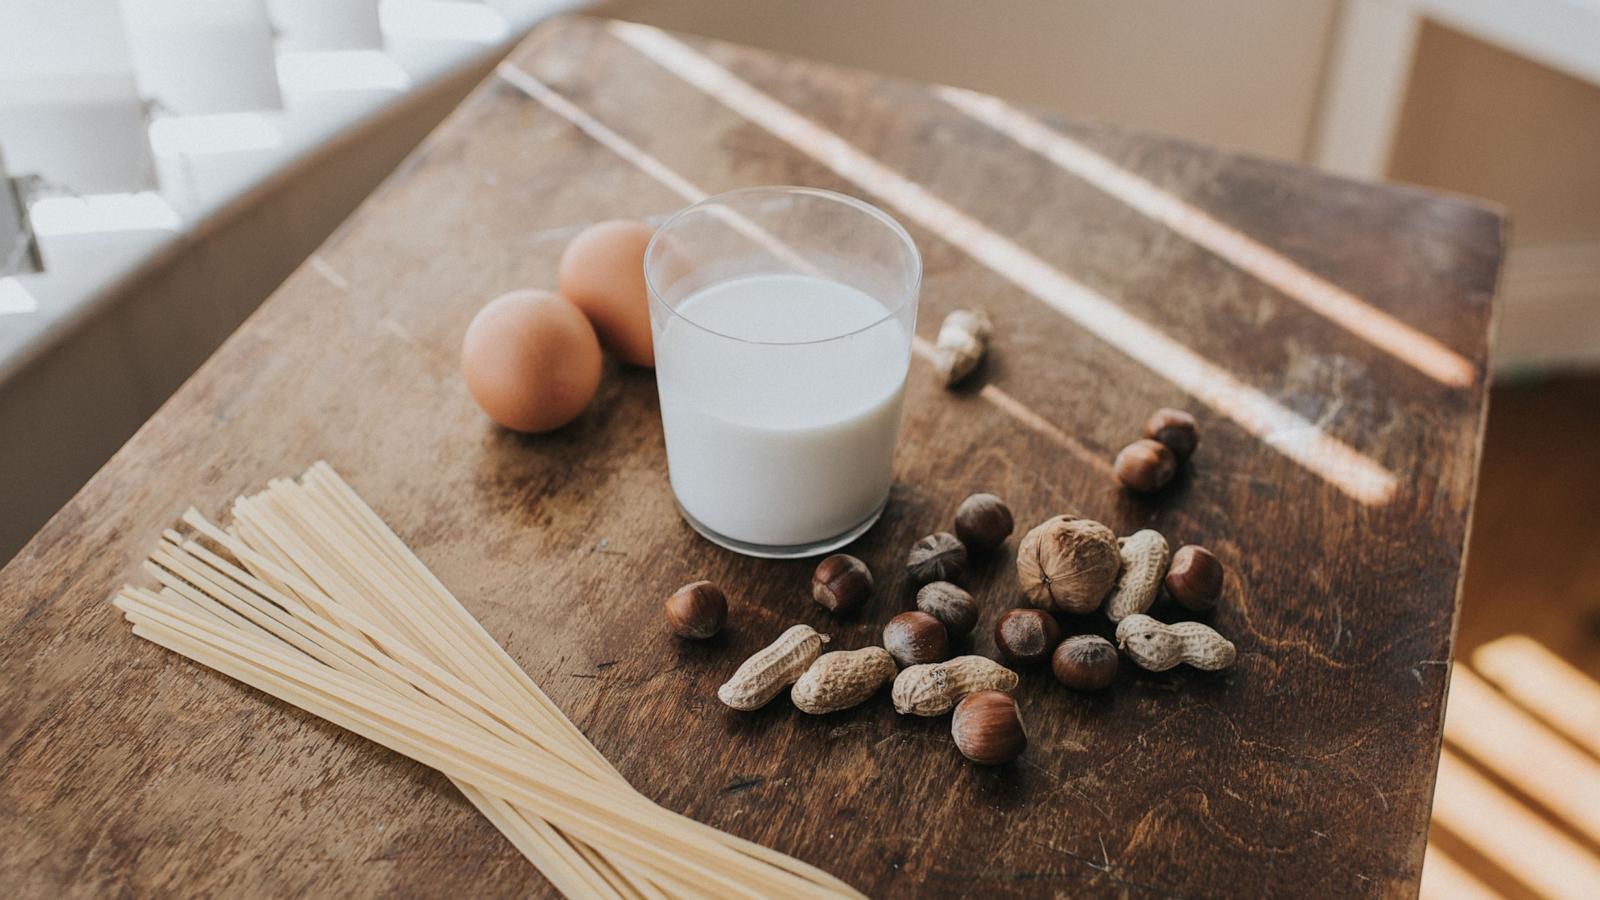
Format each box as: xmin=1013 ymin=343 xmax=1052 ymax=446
xmin=1166 ymin=545 xmax=1224 ymax=611
xmin=954 ymin=493 xmax=1014 ymax=553
xmin=1015 ymin=516 xmax=1120 ymax=614
xmin=1143 ymin=408 xmax=1200 ymax=460
xmin=882 ymin=611 xmax=950 ymax=668
xmin=951 ymin=691 xmax=1026 ymax=765
xmin=1114 ymin=439 xmax=1178 ymax=493
xmin=1052 ymin=635 xmax=1118 ymax=690
xmin=994 ymin=608 xmax=1061 ymax=666
xmin=664 ymin=581 xmax=726 ymax=639
xmin=906 ymin=532 xmax=967 ymax=584
xmin=915 ymin=581 xmax=979 ymax=637
xmin=811 ymin=554 xmax=873 ymax=614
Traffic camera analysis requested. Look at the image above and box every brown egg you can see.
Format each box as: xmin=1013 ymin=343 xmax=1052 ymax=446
xmin=461 ymin=289 xmax=602 ymax=432
xmin=558 ymin=220 xmax=656 ymax=367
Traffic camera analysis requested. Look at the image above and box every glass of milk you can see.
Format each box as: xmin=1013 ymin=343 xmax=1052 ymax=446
xmin=645 ymin=186 xmax=921 ymax=558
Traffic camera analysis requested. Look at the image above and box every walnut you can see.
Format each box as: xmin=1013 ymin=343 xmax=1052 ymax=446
xmin=1015 ymin=515 xmax=1120 ymax=614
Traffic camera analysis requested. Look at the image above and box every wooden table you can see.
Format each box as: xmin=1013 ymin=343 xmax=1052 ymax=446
xmin=0 ymin=17 xmax=1502 ymax=898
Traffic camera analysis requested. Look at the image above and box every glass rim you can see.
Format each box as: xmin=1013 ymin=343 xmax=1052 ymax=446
xmin=643 ymin=185 xmax=922 ymax=347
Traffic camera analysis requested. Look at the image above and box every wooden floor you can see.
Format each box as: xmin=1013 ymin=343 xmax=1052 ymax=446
xmin=1423 ymin=374 xmax=1600 ymax=899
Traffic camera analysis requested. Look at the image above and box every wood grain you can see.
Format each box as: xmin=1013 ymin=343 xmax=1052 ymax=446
xmin=0 ymin=16 xmax=1502 ymax=898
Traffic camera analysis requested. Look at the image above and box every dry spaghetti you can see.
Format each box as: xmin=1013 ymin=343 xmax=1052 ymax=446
xmin=112 ymin=462 xmax=859 ymax=899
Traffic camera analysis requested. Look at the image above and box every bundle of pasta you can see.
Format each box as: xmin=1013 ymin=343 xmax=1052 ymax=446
xmin=112 ymin=462 xmax=858 ymax=899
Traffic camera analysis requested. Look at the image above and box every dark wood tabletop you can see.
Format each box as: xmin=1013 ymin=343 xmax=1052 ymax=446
xmin=0 ymin=16 xmax=1503 ymax=898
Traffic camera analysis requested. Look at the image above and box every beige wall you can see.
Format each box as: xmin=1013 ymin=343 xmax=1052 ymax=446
xmin=1392 ymin=21 xmax=1600 ymax=247
xmin=1390 ymin=21 xmax=1600 ymax=371
xmin=596 ymin=0 xmax=1341 ymax=161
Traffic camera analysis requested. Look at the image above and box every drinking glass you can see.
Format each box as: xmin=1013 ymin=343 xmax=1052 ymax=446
xmin=645 ymin=186 xmax=921 ymax=558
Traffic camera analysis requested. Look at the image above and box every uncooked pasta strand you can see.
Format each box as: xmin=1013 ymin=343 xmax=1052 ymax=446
xmin=287 ymin=475 xmax=824 ymax=887
xmin=304 ymin=465 xmax=623 ymax=777
xmin=118 ymin=602 xmax=804 ymax=899
xmin=114 ymin=464 xmax=861 ymax=899
xmin=173 ymin=514 xmax=614 ymax=781
xmin=144 ymin=546 xmax=636 ymax=898
xmin=153 ymin=532 xmax=662 ymax=899
xmin=143 ymin=535 xmax=654 ymax=897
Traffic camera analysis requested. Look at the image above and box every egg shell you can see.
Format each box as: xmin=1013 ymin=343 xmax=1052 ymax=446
xmin=558 ymin=220 xmax=656 ymax=367
xmin=461 ymin=289 xmax=602 ymax=433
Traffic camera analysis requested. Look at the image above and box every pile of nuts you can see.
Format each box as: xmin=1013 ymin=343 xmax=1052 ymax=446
xmin=1015 ymin=515 xmax=1236 ymax=674
xmin=664 ymin=457 xmax=1238 ymax=767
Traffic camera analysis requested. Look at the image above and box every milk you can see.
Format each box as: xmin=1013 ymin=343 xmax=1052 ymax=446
xmin=654 ymin=273 xmax=911 ymax=549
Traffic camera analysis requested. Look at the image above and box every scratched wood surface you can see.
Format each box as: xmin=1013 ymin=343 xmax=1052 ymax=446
xmin=0 ymin=17 xmax=1502 ymax=899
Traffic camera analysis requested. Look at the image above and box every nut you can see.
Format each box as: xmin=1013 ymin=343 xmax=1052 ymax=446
xmin=1166 ymin=545 xmax=1224 ymax=611
xmin=954 ymin=493 xmax=1013 ymax=553
xmin=1114 ymin=439 xmax=1178 ymax=492
xmin=994 ymin=608 xmax=1062 ymax=666
xmin=1016 ymin=516 xmax=1120 ymax=613
xmin=1115 ymin=614 xmax=1235 ymax=671
xmin=882 ymin=611 xmax=950 ymax=668
xmin=932 ymin=308 xmax=992 ymax=387
xmin=906 ymin=532 xmax=967 ymax=584
xmin=717 ymin=624 xmax=829 ymax=710
xmin=1052 ymin=635 xmax=1118 ymax=690
xmin=811 ymin=554 xmax=873 ymax=614
xmin=915 ymin=581 xmax=979 ymax=637
xmin=1143 ymin=408 xmax=1200 ymax=459
xmin=951 ymin=691 xmax=1026 ymax=765
xmin=790 ymin=647 xmax=897 ymax=714
xmin=1105 ymin=530 xmax=1171 ymax=622
xmin=892 ymin=656 xmax=1019 ymax=716
xmin=664 ymin=580 xmax=727 ymax=639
